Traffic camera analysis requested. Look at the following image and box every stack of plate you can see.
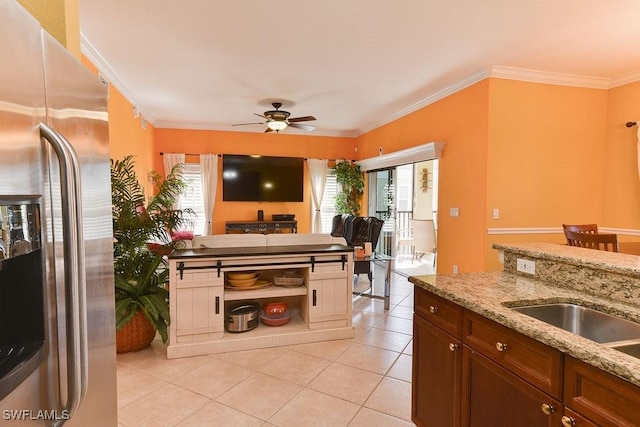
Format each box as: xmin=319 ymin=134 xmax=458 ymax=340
xmin=227 ymin=271 xmax=258 ymax=288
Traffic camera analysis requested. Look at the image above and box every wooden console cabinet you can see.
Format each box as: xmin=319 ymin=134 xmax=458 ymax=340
xmin=167 ymin=244 xmax=353 ymax=358
xmin=225 ymin=220 xmax=297 ymax=234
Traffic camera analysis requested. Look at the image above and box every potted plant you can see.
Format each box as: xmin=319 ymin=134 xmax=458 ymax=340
xmin=334 ymin=160 xmax=364 ymax=215
xmin=111 ymin=155 xmax=192 ymax=353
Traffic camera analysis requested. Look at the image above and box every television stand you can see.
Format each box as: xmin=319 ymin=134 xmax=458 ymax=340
xmin=225 ymin=220 xmax=297 ymax=234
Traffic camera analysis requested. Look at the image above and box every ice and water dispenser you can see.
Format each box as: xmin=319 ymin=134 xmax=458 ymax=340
xmin=0 ymin=196 xmax=46 ymax=399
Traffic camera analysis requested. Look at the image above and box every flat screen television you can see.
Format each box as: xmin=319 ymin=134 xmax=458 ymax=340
xmin=222 ymin=154 xmax=304 ymax=202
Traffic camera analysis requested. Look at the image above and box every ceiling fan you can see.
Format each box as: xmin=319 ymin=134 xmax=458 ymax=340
xmin=232 ymin=102 xmax=316 ymax=133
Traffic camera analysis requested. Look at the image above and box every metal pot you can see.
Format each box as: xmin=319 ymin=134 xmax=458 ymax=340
xmin=225 ymin=302 xmax=259 ymax=333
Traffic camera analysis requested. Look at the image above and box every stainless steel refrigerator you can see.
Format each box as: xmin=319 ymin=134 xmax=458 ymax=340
xmin=0 ymin=1 xmax=117 ymax=425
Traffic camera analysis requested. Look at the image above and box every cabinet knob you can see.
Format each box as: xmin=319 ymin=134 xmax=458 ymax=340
xmin=495 ymin=342 xmax=508 ymax=352
xmin=561 ymin=415 xmax=576 ymax=427
xmin=429 ymin=305 xmax=438 ymax=314
xmin=448 ymin=343 xmax=458 ymax=352
xmin=540 ymin=403 xmax=555 ymax=415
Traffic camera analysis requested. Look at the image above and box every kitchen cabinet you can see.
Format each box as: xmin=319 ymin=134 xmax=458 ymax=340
xmin=462 ymin=311 xmax=563 ymax=426
xmin=307 ymin=261 xmax=350 ymax=329
xmin=167 ymin=246 xmax=354 ymax=358
xmin=173 ymin=269 xmax=224 ymax=343
xmin=564 ymin=356 xmax=640 ymax=426
xmin=412 ymin=286 xmax=463 ymax=427
xmin=462 ymin=346 xmax=562 ymax=426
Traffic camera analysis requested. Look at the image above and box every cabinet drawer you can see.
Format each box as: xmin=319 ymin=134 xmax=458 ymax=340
xmin=565 ymin=356 xmax=640 ymax=426
xmin=414 ymin=287 xmax=462 ymax=338
xmin=463 ymin=310 xmax=563 ymax=399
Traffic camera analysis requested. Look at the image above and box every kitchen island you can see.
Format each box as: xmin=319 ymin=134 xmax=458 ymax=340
xmin=166 ymin=242 xmax=355 ymax=359
xmin=409 ymin=242 xmax=640 ymax=426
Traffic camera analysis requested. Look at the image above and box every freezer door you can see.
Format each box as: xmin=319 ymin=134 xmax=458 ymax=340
xmin=42 ymin=30 xmax=117 ymax=426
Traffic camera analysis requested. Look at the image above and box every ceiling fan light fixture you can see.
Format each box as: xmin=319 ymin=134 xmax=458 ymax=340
xmin=267 ymin=120 xmax=288 ymax=131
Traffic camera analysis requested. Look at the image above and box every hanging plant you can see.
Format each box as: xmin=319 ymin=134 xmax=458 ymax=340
xmin=334 ymin=160 xmax=364 ymax=215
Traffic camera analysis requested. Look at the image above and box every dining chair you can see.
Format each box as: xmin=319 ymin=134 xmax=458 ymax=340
xmin=401 ymin=219 xmax=437 ymax=266
xmin=564 ymin=229 xmax=619 ymax=252
xmin=562 ymin=224 xmax=598 ymax=245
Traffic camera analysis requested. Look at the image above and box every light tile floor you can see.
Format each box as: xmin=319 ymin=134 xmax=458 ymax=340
xmin=117 ymin=266 xmax=418 ymax=426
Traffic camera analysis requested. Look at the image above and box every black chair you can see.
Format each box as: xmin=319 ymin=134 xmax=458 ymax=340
xmin=330 ymin=214 xmax=385 ymax=283
xmin=330 ymin=214 xmax=353 ymax=239
xmin=351 ymin=217 xmax=385 ymax=283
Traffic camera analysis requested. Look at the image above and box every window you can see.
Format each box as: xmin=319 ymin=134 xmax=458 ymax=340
xmin=319 ymin=169 xmax=338 ymax=233
xmin=179 ymin=163 xmax=206 ymax=235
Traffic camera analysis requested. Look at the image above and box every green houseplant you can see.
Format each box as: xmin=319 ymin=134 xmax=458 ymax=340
xmin=334 ymin=160 xmax=365 ymax=215
xmin=111 ymin=155 xmax=192 ymax=352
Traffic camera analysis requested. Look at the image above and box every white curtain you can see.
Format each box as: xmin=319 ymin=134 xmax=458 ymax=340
xmin=163 ymin=153 xmax=185 ymax=209
xmin=308 ymin=159 xmax=328 ymax=233
xmin=200 ymin=154 xmax=218 ymax=235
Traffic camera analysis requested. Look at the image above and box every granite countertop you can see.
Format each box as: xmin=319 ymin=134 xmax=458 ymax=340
xmin=409 ymin=271 xmax=640 ymax=388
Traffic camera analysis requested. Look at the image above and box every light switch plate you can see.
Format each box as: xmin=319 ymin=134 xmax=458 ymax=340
xmin=450 ymin=207 xmax=459 ymax=217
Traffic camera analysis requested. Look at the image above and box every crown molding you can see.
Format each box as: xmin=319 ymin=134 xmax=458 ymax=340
xmin=355 ymin=69 xmax=490 ymax=137
xmin=80 ymin=32 xmax=157 ymax=125
xmin=489 ymin=66 xmax=611 ymax=89
xmin=609 ymin=69 xmax=640 ymax=89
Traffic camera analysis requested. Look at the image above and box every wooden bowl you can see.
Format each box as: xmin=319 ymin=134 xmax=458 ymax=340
xmin=227 ymin=271 xmax=257 ymax=280
xmin=227 ymin=277 xmax=259 ymax=287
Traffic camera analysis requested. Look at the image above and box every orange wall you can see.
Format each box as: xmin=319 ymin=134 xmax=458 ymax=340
xmin=602 ymin=80 xmax=640 ymax=228
xmin=107 ymin=86 xmax=156 ymax=198
xmin=154 ymin=129 xmax=356 ymax=234
xmin=357 ymin=81 xmax=491 ymax=274
xmin=485 ymin=79 xmax=609 ymax=270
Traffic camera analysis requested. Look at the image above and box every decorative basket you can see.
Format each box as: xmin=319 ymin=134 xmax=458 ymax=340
xmin=273 ymin=273 xmax=304 ymax=287
xmin=116 ymin=310 xmax=156 ymax=353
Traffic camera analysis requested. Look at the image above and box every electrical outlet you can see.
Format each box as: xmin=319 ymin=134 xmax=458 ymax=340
xmin=453 ymin=264 xmax=458 ymax=274
xmin=516 ymin=258 xmax=535 ymax=275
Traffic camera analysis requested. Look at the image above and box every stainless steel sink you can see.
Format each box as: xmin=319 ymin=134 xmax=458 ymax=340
xmin=610 ymin=342 xmax=640 ymax=358
xmin=510 ymin=303 xmax=640 ymax=344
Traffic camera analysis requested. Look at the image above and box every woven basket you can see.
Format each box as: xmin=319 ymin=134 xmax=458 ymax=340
xmin=116 ymin=310 xmax=156 ymax=353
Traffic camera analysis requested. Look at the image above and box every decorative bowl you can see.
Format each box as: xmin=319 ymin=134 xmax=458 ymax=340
xmin=227 ymin=277 xmax=259 ymax=287
xmin=260 ymin=309 xmax=292 ymax=327
xmin=227 ymin=271 xmax=258 ymax=280
xmin=263 ymin=302 xmax=288 ymax=316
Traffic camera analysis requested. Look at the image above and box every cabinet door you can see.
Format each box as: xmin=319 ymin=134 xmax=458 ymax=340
xmin=308 ymin=277 xmax=348 ymax=326
xmin=561 ymin=408 xmax=598 ymax=427
xmin=412 ymin=314 xmax=462 ymax=427
xmin=564 ymin=356 xmax=640 ymax=426
xmin=462 ymin=346 xmax=562 ymax=427
xmin=174 ymin=270 xmax=224 ymax=342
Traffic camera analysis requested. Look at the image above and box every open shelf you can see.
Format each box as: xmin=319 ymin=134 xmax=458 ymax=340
xmin=224 ymin=284 xmax=307 ymax=301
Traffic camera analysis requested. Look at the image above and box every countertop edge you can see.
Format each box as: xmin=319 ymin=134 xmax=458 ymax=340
xmin=409 ymin=272 xmax=640 ymax=388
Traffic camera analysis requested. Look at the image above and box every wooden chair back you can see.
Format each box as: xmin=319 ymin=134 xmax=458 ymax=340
xmin=562 ymin=224 xmax=599 ymax=245
xmin=564 ymin=229 xmax=619 ymax=252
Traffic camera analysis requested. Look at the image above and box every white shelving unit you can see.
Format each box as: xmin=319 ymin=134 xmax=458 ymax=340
xmin=167 ymin=247 xmax=354 ymax=358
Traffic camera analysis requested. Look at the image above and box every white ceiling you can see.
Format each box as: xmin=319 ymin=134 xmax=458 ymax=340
xmin=79 ymin=0 xmax=640 ymax=137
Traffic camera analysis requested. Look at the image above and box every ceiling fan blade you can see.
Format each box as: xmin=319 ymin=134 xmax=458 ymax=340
xmin=232 ymin=122 xmax=264 ymax=126
xmin=288 ymin=116 xmax=316 ymax=123
xmin=289 ymin=123 xmax=316 ymax=131
xmin=254 ymin=113 xmax=267 ymax=119
xmin=264 ymin=127 xmax=273 ymax=133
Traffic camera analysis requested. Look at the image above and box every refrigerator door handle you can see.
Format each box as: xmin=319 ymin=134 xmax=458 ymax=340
xmin=39 ymin=122 xmax=88 ymax=423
